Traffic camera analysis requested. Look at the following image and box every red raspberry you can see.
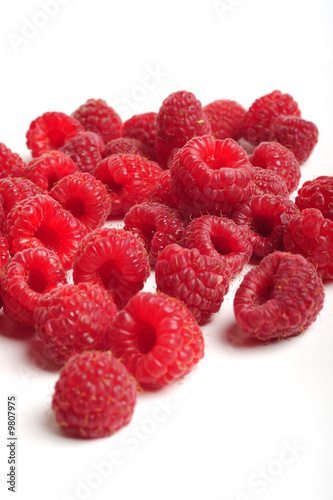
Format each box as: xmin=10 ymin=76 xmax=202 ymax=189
xmin=283 ymin=208 xmax=333 ymax=280
xmin=184 ymin=215 xmax=252 ymax=278
xmin=148 ymin=170 xmax=177 ymax=209
xmin=0 ymin=176 xmax=41 ymax=229
xmin=122 ymin=112 xmax=157 ymax=151
xmin=0 ymin=233 xmax=9 ymax=272
xmin=155 ymin=90 xmax=211 ymax=167
xmin=203 ymin=99 xmax=246 ymax=141
xmin=52 ymin=351 xmax=137 ymax=439
xmin=155 ymin=244 xmax=229 ymax=325
xmin=295 ymin=176 xmax=333 ymax=221
xmin=26 ymin=111 xmax=84 ymax=157
xmin=94 ymin=154 xmax=163 ymax=217
xmin=73 ymin=227 xmax=150 ymax=309
xmin=123 ymin=202 xmax=186 ymax=268
xmin=242 ymin=90 xmax=301 ymax=145
xmin=233 ymin=194 xmax=299 ymax=258
xmin=252 ymin=166 xmax=289 ymax=197
xmin=233 ymin=251 xmax=325 ymax=341
xmin=170 ymin=135 xmax=254 ymax=219
xmin=107 ymin=291 xmax=204 ymax=389
xmin=35 ymin=283 xmax=117 ymax=365
xmin=23 ymin=151 xmax=78 ymax=192
xmin=5 ymin=194 xmax=86 ymax=271
xmin=72 ymin=98 xmax=122 ymax=144
xmin=103 ymin=137 xmax=155 ymax=161
xmin=0 ymin=143 xmax=26 ymax=178
xmin=0 ymin=247 xmax=66 ymax=328
xmin=249 ymin=141 xmax=301 ymax=193
xmin=271 ymin=116 xmax=319 ymax=164
xmin=59 ymin=131 xmax=104 ymax=175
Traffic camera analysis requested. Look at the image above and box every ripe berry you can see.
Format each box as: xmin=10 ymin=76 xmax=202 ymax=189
xmin=60 ymin=131 xmax=104 ymax=174
xmin=23 ymin=151 xmax=78 ymax=192
xmin=148 ymin=169 xmax=177 ymax=209
xmin=0 ymin=142 xmax=26 ymax=178
xmin=0 ymin=176 xmax=41 ymax=230
xmin=295 ymin=176 xmax=333 ymax=220
xmin=252 ymin=166 xmax=289 ymax=197
xmin=203 ymin=99 xmax=246 ymax=141
xmin=72 ymin=98 xmax=122 ymax=144
xmin=123 ymin=112 xmax=157 ymax=152
xmin=0 ymin=232 xmax=9 ymax=272
xmin=103 ymin=137 xmax=155 ymax=161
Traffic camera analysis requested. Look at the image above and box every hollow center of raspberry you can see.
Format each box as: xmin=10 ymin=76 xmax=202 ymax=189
xmin=63 ymin=198 xmax=85 ymax=219
xmin=251 ymin=215 xmax=275 ymax=237
xmin=139 ymin=223 xmax=156 ymax=246
xmin=35 ymin=223 xmax=60 ymax=251
xmin=98 ymin=260 xmax=126 ymax=309
xmin=205 ymin=154 xmax=227 ymax=170
xmin=254 ymin=278 xmax=274 ymax=306
xmin=211 ymin=235 xmax=233 ymax=255
xmin=48 ymin=130 xmax=67 ymax=149
xmin=105 ymin=177 xmax=123 ymax=194
xmin=47 ymin=174 xmax=60 ymax=191
xmin=136 ymin=323 xmax=157 ymax=354
xmin=28 ymin=269 xmax=47 ymax=293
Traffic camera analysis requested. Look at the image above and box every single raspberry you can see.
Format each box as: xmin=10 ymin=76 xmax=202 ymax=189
xmin=148 ymin=170 xmax=177 ymax=209
xmin=283 ymin=208 xmax=333 ymax=280
xmin=0 ymin=232 xmax=9 ymax=272
xmin=23 ymin=151 xmax=78 ymax=192
xmin=5 ymin=194 xmax=86 ymax=271
xmin=0 ymin=176 xmax=41 ymax=230
xmin=35 ymin=283 xmax=117 ymax=365
xmin=271 ymin=116 xmax=319 ymax=164
xmin=103 ymin=138 xmax=155 ymax=161
xmin=155 ymin=90 xmax=211 ymax=167
xmin=184 ymin=215 xmax=252 ymax=278
xmin=252 ymin=166 xmax=289 ymax=197
xmin=26 ymin=111 xmax=84 ymax=157
xmin=72 ymin=98 xmax=122 ymax=144
xmin=249 ymin=141 xmax=301 ymax=193
xmin=242 ymin=90 xmax=301 ymax=145
xmin=155 ymin=244 xmax=229 ymax=325
xmin=73 ymin=227 xmax=150 ymax=309
xmin=0 ymin=143 xmax=26 ymax=178
xmin=94 ymin=154 xmax=163 ymax=217
xmin=170 ymin=135 xmax=254 ymax=219
xmin=233 ymin=194 xmax=299 ymax=258
xmin=107 ymin=291 xmax=204 ymax=389
xmin=233 ymin=251 xmax=325 ymax=341
xmin=52 ymin=351 xmax=137 ymax=438
xmin=59 ymin=131 xmax=104 ymax=175
xmin=49 ymin=172 xmax=111 ymax=230
xmin=295 ymin=176 xmax=333 ymax=221
xmin=203 ymin=99 xmax=246 ymax=141
xmin=0 ymin=247 xmax=67 ymax=328
xmin=122 ymin=112 xmax=157 ymax=151
xmin=123 ymin=202 xmax=186 ymax=268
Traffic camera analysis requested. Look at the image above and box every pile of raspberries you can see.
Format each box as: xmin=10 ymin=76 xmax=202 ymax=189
xmin=0 ymin=90 xmax=331 ymax=439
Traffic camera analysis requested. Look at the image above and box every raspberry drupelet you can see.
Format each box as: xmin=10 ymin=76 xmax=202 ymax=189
xmin=23 ymin=151 xmax=78 ymax=192
xmin=0 ymin=142 xmax=27 ymax=178
xmin=59 ymin=131 xmax=104 ymax=175
xmin=72 ymin=98 xmax=122 ymax=144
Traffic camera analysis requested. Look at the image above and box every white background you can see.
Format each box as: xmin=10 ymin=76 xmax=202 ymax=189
xmin=0 ymin=1 xmax=333 ymax=499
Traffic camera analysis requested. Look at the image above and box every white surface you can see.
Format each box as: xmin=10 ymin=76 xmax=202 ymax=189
xmin=0 ymin=1 xmax=333 ymax=499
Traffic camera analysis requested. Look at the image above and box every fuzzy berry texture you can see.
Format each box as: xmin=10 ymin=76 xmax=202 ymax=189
xmin=0 ymin=247 xmax=67 ymax=328
xmin=0 ymin=176 xmax=41 ymax=229
xmin=170 ymin=135 xmax=254 ymax=219
xmin=123 ymin=202 xmax=186 ymax=268
xmin=24 ymin=151 xmax=78 ymax=192
xmin=94 ymin=154 xmax=162 ymax=217
xmin=203 ymin=99 xmax=246 ymax=141
xmin=26 ymin=111 xmax=83 ymax=157
xmin=148 ymin=170 xmax=177 ymax=209
xmin=184 ymin=215 xmax=252 ymax=278
xmin=155 ymin=244 xmax=229 ymax=325
xmin=103 ymin=138 xmax=155 ymax=161
xmin=73 ymin=227 xmax=150 ymax=310
xmin=295 ymin=176 xmax=333 ymax=221
xmin=0 ymin=142 xmax=26 ymax=178
xmin=234 ymin=251 xmax=325 ymax=341
xmin=107 ymin=291 xmax=204 ymax=389
xmin=123 ymin=112 xmax=157 ymax=152
xmin=52 ymin=351 xmax=137 ymax=439
xmin=72 ymin=98 xmax=122 ymax=144
xmin=283 ymin=208 xmax=333 ymax=280
xmin=35 ymin=283 xmax=117 ymax=365
xmin=0 ymin=233 xmax=9 ymax=272
xmin=60 ymin=131 xmax=104 ymax=175
xmin=252 ymin=166 xmax=289 ymax=197
xmin=49 ymin=172 xmax=111 ymax=230
xmin=5 ymin=194 xmax=86 ymax=271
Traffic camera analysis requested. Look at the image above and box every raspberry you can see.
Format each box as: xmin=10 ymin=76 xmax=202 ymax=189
xmin=49 ymin=172 xmax=111 ymax=230
xmin=252 ymin=166 xmax=289 ymax=197
xmin=0 ymin=143 xmax=26 ymax=178
xmin=233 ymin=194 xmax=299 ymax=258
xmin=0 ymin=247 xmax=66 ymax=328
xmin=242 ymin=90 xmax=301 ymax=145
xmin=295 ymin=176 xmax=333 ymax=220
xmin=103 ymin=138 xmax=155 ymax=161
xmin=122 ymin=112 xmax=157 ymax=151
xmin=271 ymin=116 xmax=319 ymax=164
xmin=203 ymin=99 xmax=246 ymax=141
xmin=148 ymin=170 xmax=177 ymax=209
xmin=52 ymin=351 xmax=137 ymax=439
xmin=23 ymin=151 xmax=78 ymax=192
xmin=73 ymin=227 xmax=150 ymax=309
xmin=35 ymin=283 xmax=117 ymax=365
xmin=26 ymin=111 xmax=84 ymax=157
xmin=59 ymin=131 xmax=104 ymax=175
xmin=5 ymin=194 xmax=86 ymax=271
xmin=283 ymin=208 xmax=333 ymax=280
xmin=249 ymin=141 xmax=301 ymax=193
xmin=72 ymin=98 xmax=122 ymax=144
xmin=184 ymin=215 xmax=252 ymax=278
xmin=123 ymin=202 xmax=186 ymax=268
xmin=0 ymin=233 xmax=9 ymax=272
xmin=0 ymin=176 xmax=41 ymax=229
xmin=155 ymin=90 xmax=211 ymax=167
xmin=155 ymin=244 xmax=229 ymax=325
xmin=233 ymin=251 xmax=325 ymax=341
xmin=170 ymin=135 xmax=254 ymax=219
xmin=107 ymin=291 xmax=204 ymax=389
xmin=94 ymin=154 xmax=163 ymax=217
